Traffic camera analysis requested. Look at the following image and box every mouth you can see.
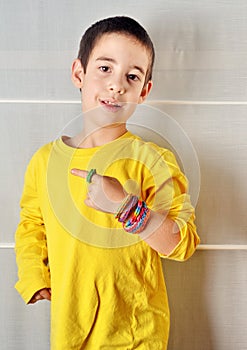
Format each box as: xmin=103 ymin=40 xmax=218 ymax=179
xmin=100 ymin=99 xmax=122 ymax=111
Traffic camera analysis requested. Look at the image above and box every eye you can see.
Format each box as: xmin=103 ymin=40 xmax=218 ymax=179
xmin=99 ymin=66 xmax=111 ymax=73
xmin=127 ymin=74 xmax=139 ymax=81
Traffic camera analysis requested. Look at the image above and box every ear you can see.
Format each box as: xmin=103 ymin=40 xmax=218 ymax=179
xmin=138 ymin=80 xmax=153 ymax=104
xmin=71 ymin=59 xmax=84 ymax=89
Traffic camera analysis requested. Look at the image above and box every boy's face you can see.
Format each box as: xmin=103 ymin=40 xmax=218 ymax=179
xmin=72 ymin=33 xmax=152 ymax=124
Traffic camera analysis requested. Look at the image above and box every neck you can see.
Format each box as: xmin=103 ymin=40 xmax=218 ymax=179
xmin=72 ymin=123 xmax=128 ymax=148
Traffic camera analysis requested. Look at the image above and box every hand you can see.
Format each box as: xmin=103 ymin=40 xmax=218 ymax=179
xmin=71 ymin=169 xmax=127 ymax=214
xmin=29 ymin=288 xmax=51 ymax=304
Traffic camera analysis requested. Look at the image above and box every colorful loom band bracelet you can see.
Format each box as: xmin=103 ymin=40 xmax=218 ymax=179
xmin=124 ymin=203 xmax=148 ymax=229
xmin=123 ymin=201 xmax=150 ymax=234
xmin=124 ymin=200 xmax=145 ymax=226
xmin=124 ymin=209 xmax=150 ymax=234
xmin=118 ymin=196 xmax=139 ymax=223
xmin=115 ymin=194 xmax=138 ymax=220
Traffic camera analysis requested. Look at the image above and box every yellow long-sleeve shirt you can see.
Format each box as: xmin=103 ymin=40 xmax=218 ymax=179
xmin=15 ymin=131 xmax=200 ymax=349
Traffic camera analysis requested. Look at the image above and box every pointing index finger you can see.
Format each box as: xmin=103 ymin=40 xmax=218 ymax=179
xmin=70 ymin=168 xmax=88 ymax=178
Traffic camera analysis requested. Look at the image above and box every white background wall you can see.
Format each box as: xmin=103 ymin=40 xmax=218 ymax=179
xmin=1 ymin=0 xmax=247 ymax=349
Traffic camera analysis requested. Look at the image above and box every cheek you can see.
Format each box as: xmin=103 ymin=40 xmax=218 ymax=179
xmin=91 ymin=76 xmax=106 ymax=91
xmin=127 ymin=88 xmax=144 ymax=103
xmin=83 ymin=78 xmax=100 ymax=95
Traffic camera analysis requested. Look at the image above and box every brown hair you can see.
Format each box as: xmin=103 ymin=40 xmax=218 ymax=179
xmin=77 ymin=16 xmax=155 ymax=84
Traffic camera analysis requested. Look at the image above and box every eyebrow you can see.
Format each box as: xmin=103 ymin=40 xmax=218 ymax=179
xmin=96 ymin=56 xmax=145 ymax=76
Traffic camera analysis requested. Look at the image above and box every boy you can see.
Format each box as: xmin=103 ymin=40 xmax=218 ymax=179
xmin=15 ymin=16 xmax=200 ymax=349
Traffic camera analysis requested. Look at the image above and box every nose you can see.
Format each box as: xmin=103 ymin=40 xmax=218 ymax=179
xmin=108 ymin=77 xmax=125 ymax=95
xmin=109 ymin=86 xmax=124 ymax=95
